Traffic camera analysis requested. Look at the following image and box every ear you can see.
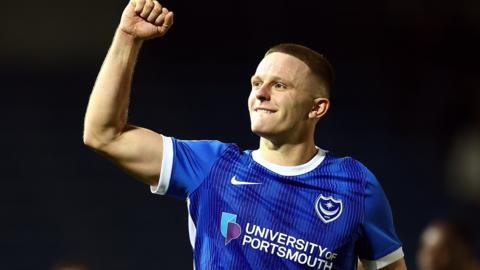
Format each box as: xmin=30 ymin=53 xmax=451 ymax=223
xmin=308 ymin=98 xmax=330 ymax=120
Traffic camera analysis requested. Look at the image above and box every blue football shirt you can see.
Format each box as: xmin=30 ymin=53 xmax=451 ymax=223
xmin=151 ymin=136 xmax=403 ymax=269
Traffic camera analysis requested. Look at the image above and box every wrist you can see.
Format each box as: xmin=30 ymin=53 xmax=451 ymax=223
xmin=108 ymin=29 xmax=144 ymax=62
xmin=114 ymin=28 xmax=144 ymax=47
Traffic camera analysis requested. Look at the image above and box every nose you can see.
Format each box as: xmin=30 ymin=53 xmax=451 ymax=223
xmin=255 ymin=84 xmax=271 ymax=102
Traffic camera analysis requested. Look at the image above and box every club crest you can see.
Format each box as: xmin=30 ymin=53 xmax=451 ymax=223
xmin=315 ymin=194 xmax=343 ymax=224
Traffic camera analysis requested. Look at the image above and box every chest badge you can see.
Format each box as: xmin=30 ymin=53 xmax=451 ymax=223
xmin=315 ymin=194 xmax=343 ymax=224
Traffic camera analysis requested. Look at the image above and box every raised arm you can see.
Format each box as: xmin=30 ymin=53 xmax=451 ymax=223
xmin=83 ymin=0 xmax=174 ymax=186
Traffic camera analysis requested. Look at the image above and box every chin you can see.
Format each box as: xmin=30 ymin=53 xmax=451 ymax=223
xmin=251 ymin=125 xmax=275 ymax=138
xmin=251 ymin=125 xmax=265 ymax=135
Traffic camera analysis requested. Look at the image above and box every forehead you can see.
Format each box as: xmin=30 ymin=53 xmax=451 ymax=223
xmin=254 ymin=52 xmax=310 ymax=82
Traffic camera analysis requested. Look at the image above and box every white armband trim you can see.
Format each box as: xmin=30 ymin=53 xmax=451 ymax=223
xmin=150 ymin=136 xmax=174 ymax=195
xmin=360 ymin=247 xmax=404 ymax=269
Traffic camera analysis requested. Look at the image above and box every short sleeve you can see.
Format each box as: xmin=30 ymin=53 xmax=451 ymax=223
xmin=150 ymin=136 xmax=229 ymax=199
xmin=356 ymin=171 xmax=404 ymax=269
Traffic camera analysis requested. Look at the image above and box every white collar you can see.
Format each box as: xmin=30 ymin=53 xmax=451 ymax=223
xmin=251 ymin=147 xmax=326 ymax=176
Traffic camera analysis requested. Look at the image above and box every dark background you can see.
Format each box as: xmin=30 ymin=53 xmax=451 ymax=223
xmin=1 ymin=0 xmax=479 ymax=269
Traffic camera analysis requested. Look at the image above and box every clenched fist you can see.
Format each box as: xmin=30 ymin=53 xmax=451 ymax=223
xmin=119 ymin=0 xmax=174 ymax=40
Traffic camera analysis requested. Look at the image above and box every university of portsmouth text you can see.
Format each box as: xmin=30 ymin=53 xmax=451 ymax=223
xmin=242 ymin=223 xmax=338 ymax=269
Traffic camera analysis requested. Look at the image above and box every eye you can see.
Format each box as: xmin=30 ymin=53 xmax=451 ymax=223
xmin=251 ymin=81 xmax=262 ymax=88
xmin=274 ymin=82 xmax=287 ymax=89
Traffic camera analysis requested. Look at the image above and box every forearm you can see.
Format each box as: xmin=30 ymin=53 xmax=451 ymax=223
xmin=83 ymin=30 xmax=143 ymax=147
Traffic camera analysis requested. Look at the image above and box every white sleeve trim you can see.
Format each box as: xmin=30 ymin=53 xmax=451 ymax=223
xmin=187 ymin=198 xmax=197 ymax=249
xmin=360 ymin=247 xmax=404 ymax=269
xmin=150 ymin=136 xmax=174 ymax=195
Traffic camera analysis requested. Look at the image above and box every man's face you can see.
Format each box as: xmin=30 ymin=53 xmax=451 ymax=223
xmin=248 ymin=52 xmax=315 ymax=141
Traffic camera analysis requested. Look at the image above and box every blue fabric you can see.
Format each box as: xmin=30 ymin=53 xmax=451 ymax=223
xmin=356 ymin=167 xmax=402 ymax=261
xmin=166 ymin=139 xmax=402 ymax=269
xmin=166 ymin=139 xmax=229 ymax=199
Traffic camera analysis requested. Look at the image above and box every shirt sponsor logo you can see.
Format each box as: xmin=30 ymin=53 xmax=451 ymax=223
xmin=221 ymin=212 xmax=242 ymax=245
xmin=220 ymin=212 xmax=338 ymax=269
xmin=230 ymin=175 xmax=262 ymax=185
xmin=315 ymin=194 xmax=343 ymax=224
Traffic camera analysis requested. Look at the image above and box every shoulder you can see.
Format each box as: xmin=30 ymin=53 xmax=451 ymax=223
xmin=323 ymin=152 xmax=378 ymax=184
xmin=171 ymin=138 xmax=234 ymax=155
xmin=169 ymin=137 xmax=250 ymax=164
xmin=173 ymin=138 xmax=232 ymax=149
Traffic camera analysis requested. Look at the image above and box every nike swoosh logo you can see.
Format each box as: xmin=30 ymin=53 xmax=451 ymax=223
xmin=230 ymin=176 xmax=262 ymax=185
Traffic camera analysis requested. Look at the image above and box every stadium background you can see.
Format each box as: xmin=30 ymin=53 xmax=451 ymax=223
xmin=1 ymin=0 xmax=479 ymax=269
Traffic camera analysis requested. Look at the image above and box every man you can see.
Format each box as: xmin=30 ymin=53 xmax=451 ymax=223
xmin=83 ymin=0 xmax=407 ymax=269
xmin=417 ymin=220 xmax=480 ymax=270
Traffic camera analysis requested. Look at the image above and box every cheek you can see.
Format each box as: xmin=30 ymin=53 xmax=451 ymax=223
xmin=297 ymin=96 xmax=314 ymax=115
xmin=247 ymin=91 xmax=256 ymax=108
xmin=284 ymin=96 xmax=310 ymax=116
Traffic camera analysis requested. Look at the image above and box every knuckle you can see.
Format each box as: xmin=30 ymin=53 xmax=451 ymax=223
xmin=152 ymin=5 xmax=161 ymax=13
xmin=145 ymin=0 xmax=154 ymax=8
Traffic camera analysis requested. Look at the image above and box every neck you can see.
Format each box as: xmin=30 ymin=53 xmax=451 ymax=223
xmin=257 ymin=137 xmax=318 ymax=166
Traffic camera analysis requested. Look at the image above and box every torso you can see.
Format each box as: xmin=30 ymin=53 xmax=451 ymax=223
xmin=188 ymin=145 xmax=368 ymax=270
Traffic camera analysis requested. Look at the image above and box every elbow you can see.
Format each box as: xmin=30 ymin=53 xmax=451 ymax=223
xmin=83 ymin=121 xmax=124 ymax=150
xmin=83 ymin=131 xmax=100 ymax=149
xmin=83 ymin=128 xmax=109 ymax=150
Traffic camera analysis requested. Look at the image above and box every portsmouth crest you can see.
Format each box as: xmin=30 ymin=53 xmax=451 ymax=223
xmin=315 ymin=194 xmax=343 ymax=224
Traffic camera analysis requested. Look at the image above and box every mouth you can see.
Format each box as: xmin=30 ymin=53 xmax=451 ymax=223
xmin=254 ymin=108 xmax=276 ymax=114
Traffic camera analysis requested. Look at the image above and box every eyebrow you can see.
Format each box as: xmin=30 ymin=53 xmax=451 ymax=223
xmin=250 ymin=75 xmax=292 ymax=84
